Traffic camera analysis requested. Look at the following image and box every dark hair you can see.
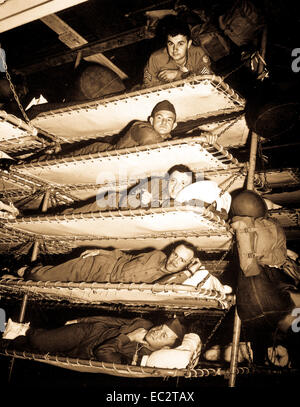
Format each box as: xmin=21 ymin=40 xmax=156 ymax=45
xmin=164 ymin=17 xmax=191 ymax=41
xmin=172 ymin=240 xmax=198 ymax=258
xmin=167 ymin=164 xmax=196 ymax=183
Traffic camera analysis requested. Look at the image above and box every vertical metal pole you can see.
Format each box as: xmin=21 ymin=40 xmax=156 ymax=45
xmin=228 ymin=130 xmax=259 ymax=386
xmin=41 ymin=189 xmax=51 ymax=213
xmin=8 ymin=240 xmax=40 ymax=382
xmin=247 ymin=132 xmax=258 ymax=190
xmin=257 ymin=27 xmax=268 ymax=77
xmin=228 ymin=307 xmax=242 ymax=387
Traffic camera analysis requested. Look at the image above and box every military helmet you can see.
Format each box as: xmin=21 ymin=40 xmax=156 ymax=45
xmin=231 ymin=190 xmax=267 ymax=218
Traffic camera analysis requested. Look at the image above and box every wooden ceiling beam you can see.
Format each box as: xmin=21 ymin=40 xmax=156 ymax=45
xmin=0 ymin=0 xmax=88 ymax=33
xmin=40 ymin=14 xmax=128 ymax=79
xmin=14 ymin=26 xmax=147 ymax=76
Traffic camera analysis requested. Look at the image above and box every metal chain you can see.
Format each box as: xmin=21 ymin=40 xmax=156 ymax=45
xmin=215 ymin=114 xmax=243 ymax=139
xmin=0 ymin=51 xmax=32 ymax=126
xmin=200 ymin=307 xmax=232 ymax=356
xmin=210 ymin=236 xmax=235 ymax=275
xmin=218 ymin=166 xmax=247 ymax=197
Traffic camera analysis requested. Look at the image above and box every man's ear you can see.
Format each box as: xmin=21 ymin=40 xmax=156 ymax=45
xmin=149 ymin=116 xmax=154 ymax=126
xmin=187 ymin=39 xmax=192 ymax=49
xmin=172 ymin=122 xmax=177 ymax=130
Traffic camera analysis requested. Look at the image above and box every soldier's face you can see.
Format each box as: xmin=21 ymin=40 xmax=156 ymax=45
xmin=150 ymin=110 xmax=176 ymax=136
xmin=165 ymin=244 xmax=194 ymax=273
xmin=145 ymin=324 xmax=178 ymax=350
xmin=167 ymin=34 xmax=192 ymax=62
xmin=168 ymin=170 xmax=193 ymax=199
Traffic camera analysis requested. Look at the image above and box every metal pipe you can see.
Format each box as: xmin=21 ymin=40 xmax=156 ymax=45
xmin=8 ymin=239 xmax=40 ymax=382
xmin=41 ymin=189 xmax=51 ymax=213
xmin=228 ymin=128 xmax=259 ymax=386
xmin=247 ymin=132 xmax=258 ymax=190
xmin=228 ymin=307 xmax=242 ymax=387
xmin=258 ymin=26 xmax=268 ymax=76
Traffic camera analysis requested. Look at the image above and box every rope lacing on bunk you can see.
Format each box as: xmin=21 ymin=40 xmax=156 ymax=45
xmin=30 ymin=75 xmax=244 ymax=123
xmin=205 ymin=166 xmax=246 ymax=213
xmin=0 ymin=168 xmax=80 ymax=205
xmin=0 ymin=220 xmax=232 ymax=255
xmin=184 ymin=235 xmax=235 ymax=373
xmin=14 ymin=134 xmax=239 ymax=172
xmin=0 ymin=53 xmax=62 ymax=153
xmin=187 ymin=304 xmax=233 ymax=373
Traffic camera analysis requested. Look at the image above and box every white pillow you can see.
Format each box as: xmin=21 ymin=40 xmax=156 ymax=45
xmin=175 ymin=180 xmax=231 ymax=213
xmin=182 ymin=268 xmax=232 ymax=294
xmin=142 ymin=333 xmax=201 ymax=369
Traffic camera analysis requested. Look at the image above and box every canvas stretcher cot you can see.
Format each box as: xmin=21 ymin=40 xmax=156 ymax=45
xmin=0 ymin=110 xmax=41 ymax=154
xmin=0 ymin=279 xmax=234 ymax=310
xmin=268 ymin=208 xmax=300 ymax=240
xmin=0 ymin=205 xmax=229 ymax=240
xmin=0 ymin=223 xmax=233 ymax=254
xmin=0 ymin=348 xmax=252 ymax=378
xmin=0 ymin=278 xmax=237 ymax=378
xmin=13 ymin=135 xmax=240 ymax=187
xmin=28 ymin=75 xmax=247 ymax=148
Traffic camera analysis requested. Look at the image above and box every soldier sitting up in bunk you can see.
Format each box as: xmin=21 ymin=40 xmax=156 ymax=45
xmin=5 ymin=241 xmax=203 ymax=283
xmin=1 ymin=315 xmax=186 ymax=366
xmin=143 ymin=16 xmax=212 ymax=89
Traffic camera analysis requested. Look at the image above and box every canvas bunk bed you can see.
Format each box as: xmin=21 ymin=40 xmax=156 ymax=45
xmin=27 ymin=75 xmax=247 ymax=146
xmin=0 ymin=75 xmax=290 ymax=387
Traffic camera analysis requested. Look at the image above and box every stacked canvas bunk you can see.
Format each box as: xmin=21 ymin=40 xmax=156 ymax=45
xmin=0 ymin=75 xmax=298 ymax=385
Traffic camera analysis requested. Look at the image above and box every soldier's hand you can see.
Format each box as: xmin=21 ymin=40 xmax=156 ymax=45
xmin=205 ymin=133 xmax=218 ymax=145
xmin=140 ymin=190 xmax=152 ymax=205
xmin=80 ymin=249 xmax=101 ymax=259
xmin=187 ymin=257 xmax=202 ymax=274
xmin=65 ymin=319 xmax=78 ymax=325
xmin=127 ymin=328 xmax=148 ymax=344
xmin=157 ymin=69 xmax=179 ymax=82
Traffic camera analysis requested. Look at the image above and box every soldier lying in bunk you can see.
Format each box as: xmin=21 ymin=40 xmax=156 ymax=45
xmin=23 ymin=100 xmax=216 ymax=162
xmin=60 ymin=163 xmax=229 ymax=218
xmin=118 ymin=166 xmax=231 ymax=217
xmin=1 ymin=315 xmax=186 ymax=366
xmin=3 ymin=242 xmax=231 ymax=296
xmin=7 ymin=241 xmax=202 ymax=283
xmin=77 ymin=163 xmax=195 ymax=213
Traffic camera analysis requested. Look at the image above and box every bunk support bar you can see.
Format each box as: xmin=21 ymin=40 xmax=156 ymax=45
xmin=41 ymin=189 xmax=51 ymax=213
xmin=8 ymin=240 xmax=40 ymax=382
xmin=246 ymin=132 xmax=259 ymax=191
xmin=228 ymin=130 xmax=259 ymax=387
xmin=228 ymin=307 xmax=242 ymax=387
xmin=258 ymin=26 xmax=268 ymax=77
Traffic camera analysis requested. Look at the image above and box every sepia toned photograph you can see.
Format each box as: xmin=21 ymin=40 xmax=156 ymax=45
xmin=0 ymin=0 xmax=299 ymax=399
